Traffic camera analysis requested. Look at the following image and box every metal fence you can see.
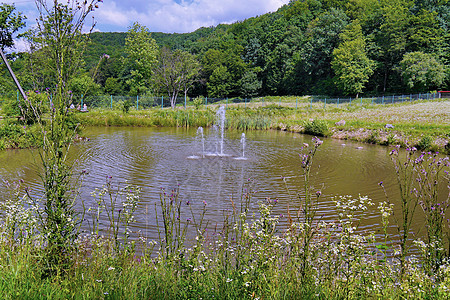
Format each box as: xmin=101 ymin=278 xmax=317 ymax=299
xmin=0 ymin=91 xmax=442 ymax=111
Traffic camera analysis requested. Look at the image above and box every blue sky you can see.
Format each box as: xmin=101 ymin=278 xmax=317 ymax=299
xmin=3 ymin=0 xmax=289 ymax=34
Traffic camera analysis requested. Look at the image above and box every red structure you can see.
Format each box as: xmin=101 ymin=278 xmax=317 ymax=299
xmin=438 ymin=91 xmax=450 ymax=98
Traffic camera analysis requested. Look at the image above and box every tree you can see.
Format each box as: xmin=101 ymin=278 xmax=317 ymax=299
xmin=239 ymin=68 xmax=262 ymax=97
xmin=399 ymin=51 xmax=445 ymax=91
xmin=123 ymin=22 xmax=158 ymax=96
xmin=152 ymin=47 xmax=200 ymax=108
xmin=301 ymin=8 xmax=350 ymax=93
xmin=207 ymin=65 xmax=232 ymax=97
xmin=68 ymin=73 xmax=101 ymax=98
xmin=0 ymin=3 xmax=26 ymax=50
xmin=332 ymin=20 xmax=375 ymax=97
xmin=28 ymin=0 xmax=101 ymax=275
xmin=105 ymin=77 xmax=122 ymax=95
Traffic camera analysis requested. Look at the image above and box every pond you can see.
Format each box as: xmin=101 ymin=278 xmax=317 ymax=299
xmin=0 ymin=126 xmax=443 ymax=243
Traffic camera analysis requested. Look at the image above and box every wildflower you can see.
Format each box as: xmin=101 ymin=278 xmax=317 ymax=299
xmin=226 ymin=278 xmax=233 ymax=283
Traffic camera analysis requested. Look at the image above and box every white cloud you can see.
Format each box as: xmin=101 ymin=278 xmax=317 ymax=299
xmin=5 ymin=0 xmax=289 ymax=34
xmin=93 ymin=0 xmax=290 ymax=33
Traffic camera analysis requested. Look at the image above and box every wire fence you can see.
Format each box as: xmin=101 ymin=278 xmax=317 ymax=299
xmin=0 ymin=91 xmax=443 ymax=111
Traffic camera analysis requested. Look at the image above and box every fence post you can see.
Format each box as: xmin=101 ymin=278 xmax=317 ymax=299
xmin=161 ymin=96 xmax=163 ymax=109
xmin=81 ymin=94 xmax=83 ymax=107
xmin=245 ymin=98 xmax=247 ymax=108
xmin=360 ymin=97 xmax=362 ymax=106
xmin=110 ymin=95 xmax=113 ymax=109
xmin=16 ymin=90 xmax=19 ymax=103
xmin=419 ymin=93 xmax=421 ymax=100
xmin=296 ymin=98 xmax=298 ymax=110
xmin=310 ymin=97 xmax=313 ymax=109
xmin=136 ymin=95 xmax=139 ymax=110
xmin=371 ymin=97 xmax=374 ymax=105
xmin=205 ymin=97 xmax=208 ymax=108
xmin=226 ymin=97 xmax=228 ymax=109
xmin=324 ymin=98 xmax=327 ymax=109
xmin=382 ymin=96 xmax=384 ymax=105
xmin=337 ymin=98 xmax=339 ymax=108
xmin=184 ymin=94 xmax=187 ymax=109
xmin=392 ymin=95 xmax=394 ymax=104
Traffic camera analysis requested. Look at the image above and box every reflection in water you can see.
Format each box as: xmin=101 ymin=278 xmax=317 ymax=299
xmin=0 ymin=127 xmax=446 ymax=244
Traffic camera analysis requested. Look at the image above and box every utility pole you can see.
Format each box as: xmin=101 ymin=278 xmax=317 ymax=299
xmin=0 ymin=49 xmax=27 ymax=101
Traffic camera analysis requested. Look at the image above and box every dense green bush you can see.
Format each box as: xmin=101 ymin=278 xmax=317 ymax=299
xmin=304 ymin=119 xmax=329 ymax=136
xmin=416 ymin=135 xmax=433 ymax=150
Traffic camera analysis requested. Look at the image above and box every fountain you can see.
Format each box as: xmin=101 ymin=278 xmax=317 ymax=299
xmin=216 ymin=106 xmax=226 ymax=156
xmin=189 ymin=106 xmax=248 ymax=160
xmin=234 ymin=133 xmax=247 ymax=160
xmin=187 ymin=127 xmax=205 ymax=159
xmin=197 ymin=127 xmax=205 ymax=158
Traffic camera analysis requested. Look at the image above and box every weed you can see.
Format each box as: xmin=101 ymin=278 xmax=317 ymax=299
xmin=416 ymin=135 xmax=433 ymax=151
xmin=304 ymin=119 xmax=329 ymax=136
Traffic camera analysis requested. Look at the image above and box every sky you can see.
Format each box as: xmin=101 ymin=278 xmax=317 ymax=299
xmin=3 ymin=0 xmax=290 ymax=34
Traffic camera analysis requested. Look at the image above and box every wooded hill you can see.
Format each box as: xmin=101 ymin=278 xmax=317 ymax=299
xmin=6 ymin=0 xmax=450 ymax=98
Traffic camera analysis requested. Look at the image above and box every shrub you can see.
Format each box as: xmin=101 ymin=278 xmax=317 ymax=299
xmin=416 ymin=135 xmax=433 ymax=151
xmin=366 ymin=131 xmax=380 ymax=144
xmin=122 ymin=100 xmax=132 ymax=114
xmin=193 ymin=96 xmax=204 ymax=110
xmin=304 ymin=119 xmax=328 ymax=136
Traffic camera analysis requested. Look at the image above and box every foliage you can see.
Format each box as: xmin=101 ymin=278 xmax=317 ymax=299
xmin=304 ymin=119 xmax=329 ymax=136
xmin=26 ymin=0 xmax=101 ymax=276
xmin=68 ymin=74 xmax=102 ymax=98
xmin=152 ymin=47 xmax=200 ymax=109
xmin=416 ymin=135 xmax=433 ymax=150
xmin=399 ymin=51 xmax=446 ymax=91
xmin=192 ymin=96 xmax=204 ymax=110
xmin=381 ymin=147 xmax=450 ymax=275
xmin=4 ymin=0 xmax=450 ymax=98
xmin=122 ymin=99 xmax=132 ymax=114
xmin=0 ymin=3 xmax=26 ymax=50
xmin=2 ymin=91 xmax=49 ymax=124
xmin=123 ymin=22 xmax=158 ymax=96
xmin=332 ymin=20 xmax=374 ymax=97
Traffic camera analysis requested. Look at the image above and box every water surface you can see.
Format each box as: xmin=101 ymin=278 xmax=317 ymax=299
xmin=0 ymin=126 xmax=440 ymax=242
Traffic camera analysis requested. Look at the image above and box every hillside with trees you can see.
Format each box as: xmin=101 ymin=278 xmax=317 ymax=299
xmin=2 ymin=0 xmax=450 ymax=100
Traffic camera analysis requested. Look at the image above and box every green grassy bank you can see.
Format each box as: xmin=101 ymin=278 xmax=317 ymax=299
xmin=73 ymin=99 xmax=450 ymax=153
xmin=1 ymin=98 xmax=449 ymax=152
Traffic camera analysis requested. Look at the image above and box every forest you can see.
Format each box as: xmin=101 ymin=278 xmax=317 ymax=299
xmin=2 ymin=0 xmax=450 ymax=101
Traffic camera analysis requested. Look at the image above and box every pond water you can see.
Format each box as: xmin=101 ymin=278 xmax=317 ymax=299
xmin=0 ymin=126 xmax=443 ymax=243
